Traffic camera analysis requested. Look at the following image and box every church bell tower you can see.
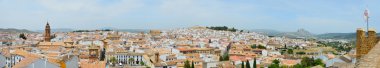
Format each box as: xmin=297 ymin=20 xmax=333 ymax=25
xmin=44 ymin=22 xmax=51 ymax=42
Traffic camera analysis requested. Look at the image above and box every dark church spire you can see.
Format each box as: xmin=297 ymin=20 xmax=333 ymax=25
xmin=44 ymin=21 xmax=51 ymax=42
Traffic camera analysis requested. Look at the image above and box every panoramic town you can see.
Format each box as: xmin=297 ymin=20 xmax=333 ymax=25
xmin=1 ymin=0 xmax=380 ymax=68
xmin=0 ymin=22 xmax=363 ymax=68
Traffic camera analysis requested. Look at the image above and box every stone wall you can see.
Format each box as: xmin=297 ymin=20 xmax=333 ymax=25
xmin=356 ymin=28 xmax=378 ymax=59
xmin=356 ymin=28 xmax=366 ymax=58
xmin=356 ymin=28 xmax=380 ymax=68
xmin=356 ymin=42 xmax=380 ymax=68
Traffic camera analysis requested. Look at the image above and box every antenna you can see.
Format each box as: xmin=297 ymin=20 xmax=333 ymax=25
xmin=363 ymin=6 xmax=370 ymax=36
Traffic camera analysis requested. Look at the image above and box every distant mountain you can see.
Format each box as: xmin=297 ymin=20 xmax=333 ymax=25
xmin=250 ymin=28 xmax=315 ymax=39
xmin=316 ymin=33 xmax=356 ymax=40
xmin=250 ymin=28 xmax=380 ymax=40
xmin=275 ymin=29 xmax=315 ymax=39
xmin=116 ymin=29 xmax=150 ymax=33
xmin=35 ymin=28 xmax=75 ymax=32
xmin=51 ymin=28 xmax=75 ymax=32
xmin=248 ymin=29 xmax=282 ymax=36
xmin=317 ymin=33 xmax=380 ymax=40
xmin=99 ymin=27 xmax=118 ymax=30
xmin=97 ymin=27 xmax=149 ymax=33
xmin=0 ymin=28 xmax=35 ymax=33
xmin=33 ymin=27 xmax=150 ymax=33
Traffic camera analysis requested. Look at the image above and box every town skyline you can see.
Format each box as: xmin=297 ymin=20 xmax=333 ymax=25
xmin=2 ymin=0 xmax=380 ymax=68
xmin=1 ymin=0 xmax=380 ymax=34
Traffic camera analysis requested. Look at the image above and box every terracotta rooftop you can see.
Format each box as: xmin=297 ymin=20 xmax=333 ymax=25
xmin=281 ymin=59 xmax=299 ymax=66
xmin=63 ymin=38 xmax=74 ymax=43
xmin=230 ymin=55 xmax=252 ymax=61
xmin=12 ymin=57 xmax=39 ymax=68
xmin=80 ymin=60 xmax=106 ymax=68
xmin=39 ymin=42 xmax=65 ymax=46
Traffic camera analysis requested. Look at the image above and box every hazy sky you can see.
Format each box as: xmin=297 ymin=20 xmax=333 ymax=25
xmin=1 ymin=0 xmax=379 ymax=34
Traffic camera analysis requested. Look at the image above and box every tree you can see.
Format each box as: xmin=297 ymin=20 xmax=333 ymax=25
xmin=287 ymin=49 xmax=293 ymax=54
xmin=103 ymin=29 xmax=111 ymax=31
xmin=184 ymin=60 xmax=191 ymax=68
xmin=272 ymin=59 xmax=280 ymax=64
xmin=191 ymin=61 xmax=195 ymax=68
xmin=301 ymin=57 xmax=310 ymax=67
xmin=268 ymin=64 xmax=279 ymax=68
xmin=110 ymin=57 xmax=117 ymax=64
xmin=246 ymin=60 xmax=251 ymax=68
xmin=140 ymin=62 xmax=145 ymax=65
xmin=280 ymin=50 xmax=286 ymax=55
xmin=224 ymin=53 xmax=230 ymax=61
xmin=241 ymin=61 xmax=245 ymax=68
xmin=284 ymin=44 xmax=287 ymax=49
xmin=129 ymin=58 xmax=134 ymax=65
xmin=207 ymin=26 xmax=239 ymax=32
xmin=19 ymin=33 xmax=27 ymax=40
xmin=268 ymin=59 xmax=280 ymax=68
xmin=230 ymin=27 xmax=237 ymax=32
xmin=251 ymin=44 xmax=257 ymax=49
xmin=227 ymin=43 xmax=232 ymax=51
xmin=219 ymin=55 xmax=223 ymax=61
xmin=301 ymin=57 xmax=322 ymax=67
xmin=223 ymin=26 xmax=228 ymax=30
xmin=296 ymin=51 xmax=306 ymax=55
xmin=282 ymin=66 xmax=288 ymax=68
xmin=253 ymin=58 xmax=257 ymax=68
xmin=310 ymin=57 xmax=315 ymax=66
xmin=314 ymin=58 xmax=324 ymax=66
xmin=257 ymin=45 xmax=266 ymax=49
xmin=294 ymin=46 xmax=300 ymax=49
xmin=219 ymin=53 xmax=230 ymax=61
xmin=293 ymin=63 xmax=303 ymax=68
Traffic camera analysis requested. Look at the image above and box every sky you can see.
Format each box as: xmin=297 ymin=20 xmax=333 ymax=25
xmin=1 ymin=0 xmax=380 ymax=34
